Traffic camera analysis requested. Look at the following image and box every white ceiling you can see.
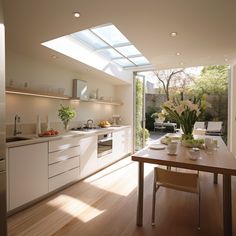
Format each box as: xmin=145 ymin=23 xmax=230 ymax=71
xmin=3 ymin=0 xmax=236 ymax=83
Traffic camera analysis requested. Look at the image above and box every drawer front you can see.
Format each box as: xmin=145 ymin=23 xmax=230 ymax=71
xmin=49 ymin=167 xmax=79 ymax=192
xmin=49 ymin=156 xmax=79 ymax=178
xmin=49 ymin=137 xmax=80 ymax=152
xmin=49 ymin=146 xmax=80 ymax=164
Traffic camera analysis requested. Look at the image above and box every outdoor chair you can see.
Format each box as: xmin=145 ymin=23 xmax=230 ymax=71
xmin=154 ymin=118 xmax=165 ymax=132
xmin=194 ymin=122 xmax=205 ymax=129
xmin=193 ymin=122 xmax=206 ymax=135
xmin=152 ymin=167 xmax=200 ymax=230
xmin=206 ymin=121 xmax=223 ymax=136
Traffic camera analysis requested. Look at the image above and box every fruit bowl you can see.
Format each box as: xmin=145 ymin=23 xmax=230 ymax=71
xmin=39 ymin=129 xmax=59 ymax=137
xmin=100 ymin=124 xmax=111 ymax=128
xmin=99 ymin=120 xmax=111 ymax=128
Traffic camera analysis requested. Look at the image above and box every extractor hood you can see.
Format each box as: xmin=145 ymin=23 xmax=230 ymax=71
xmin=72 ymin=79 xmax=87 ymax=99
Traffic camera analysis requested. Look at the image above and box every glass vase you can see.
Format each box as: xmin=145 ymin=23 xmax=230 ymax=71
xmin=180 ymin=123 xmax=194 ymax=140
xmin=63 ymin=121 xmax=69 ymax=131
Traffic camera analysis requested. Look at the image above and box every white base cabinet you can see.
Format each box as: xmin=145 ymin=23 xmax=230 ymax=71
xmin=112 ymin=127 xmax=132 ymax=161
xmin=48 ymin=138 xmax=80 ymax=192
xmin=7 ymin=127 xmax=132 ymax=211
xmin=80 ymin=135 xmax=98 ymax=179
xmin=8 ymin=142 xmax=48 ymax=210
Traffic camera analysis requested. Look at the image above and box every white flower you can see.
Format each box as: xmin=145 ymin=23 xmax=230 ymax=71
xmin=176 ymin=104 xmax=185 ymax=116
xmin=196 ymin=109 xmax=201 ymax=117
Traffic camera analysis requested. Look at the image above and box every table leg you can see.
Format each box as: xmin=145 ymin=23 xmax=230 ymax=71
xmin=136 ymin=162 xmax=144 ymax=226
xmin=223 ymin=174 xmax=232 ymax=236
xmin=213 ymin=173 xmax=218 ymax=184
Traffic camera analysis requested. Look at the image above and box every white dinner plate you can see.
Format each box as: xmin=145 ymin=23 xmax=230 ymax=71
xmin=149 ymin=144 xmax=166 ymax=150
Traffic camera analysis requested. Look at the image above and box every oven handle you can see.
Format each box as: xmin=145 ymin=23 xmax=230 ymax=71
xmin=98 ymin=137 xmax=112 ymax=143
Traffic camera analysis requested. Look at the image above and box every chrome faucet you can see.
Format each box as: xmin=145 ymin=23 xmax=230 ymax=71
xmin=13 ymin=114 xmax=22 ymax=136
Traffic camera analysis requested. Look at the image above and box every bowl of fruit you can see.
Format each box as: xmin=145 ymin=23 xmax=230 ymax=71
xmin=39 ymin=129 xmax=59 ymax=137
xmin=99 ymin=121 xmax=111 ymax=128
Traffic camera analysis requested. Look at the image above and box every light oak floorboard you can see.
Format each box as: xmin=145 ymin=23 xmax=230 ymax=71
xmin=8 ymin=157 xmax=236 ymax=236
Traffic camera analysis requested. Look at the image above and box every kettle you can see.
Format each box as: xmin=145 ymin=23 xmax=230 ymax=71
xmin=86 ymin=119 xmax=93 ymax=129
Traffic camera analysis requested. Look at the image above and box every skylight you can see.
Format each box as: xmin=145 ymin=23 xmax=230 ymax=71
xmin=70 ymin=23 xmax=151 ymax=68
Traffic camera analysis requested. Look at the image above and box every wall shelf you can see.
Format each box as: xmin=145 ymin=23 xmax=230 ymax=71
xmin=6 ymin=87 xmax=123 ymax=106
xmin=71 ymin=98 xmax=123 ymax=106
xmin=6 ymin=87 xmax=70 ymax=100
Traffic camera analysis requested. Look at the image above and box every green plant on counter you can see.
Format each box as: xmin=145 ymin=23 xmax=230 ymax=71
xmin=58 ymin=104 xmax=76 ymax=131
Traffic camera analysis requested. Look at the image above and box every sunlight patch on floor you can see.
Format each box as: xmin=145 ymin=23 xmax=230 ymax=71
xmin=83 ymin=157 xmax=154 ymax=196
xmin=47 ymin=194 xmax=105 ymax=223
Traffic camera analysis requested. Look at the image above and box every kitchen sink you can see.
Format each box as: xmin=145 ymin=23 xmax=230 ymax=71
xmin=6 ymin=136 xmax=31 ymax=143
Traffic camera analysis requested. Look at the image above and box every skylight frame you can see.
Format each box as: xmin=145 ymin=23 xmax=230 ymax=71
xmin=70 ymin=23 xmax=151 ymax=69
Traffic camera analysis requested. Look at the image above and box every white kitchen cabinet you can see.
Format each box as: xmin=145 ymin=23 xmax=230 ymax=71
xmin=48 ymin=138 xmax=80 ymax=192
xmin=80 ymin=135 xmax=98 ymax=178
xmin=8 ymin=142 xmax=48 ymax=210
xmin=97 ymin=153 xmax=113 ymax=169
xmin=112 ymin=127 xmax=132 ymax=161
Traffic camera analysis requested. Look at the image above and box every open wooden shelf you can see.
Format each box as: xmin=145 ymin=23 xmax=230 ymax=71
xmin=6 ymin=87 xmax=123 ymax=105
xmin=74 ymin=98 xmax=123 ymax=106
xmin=6 ymin=87 xmax=71 ymax=100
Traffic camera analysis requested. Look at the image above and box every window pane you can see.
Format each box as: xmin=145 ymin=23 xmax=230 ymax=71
xmin=99 ymin=48 xmax=122 ymax=60
xmin=113 ymin=58 xmax=135 ymax=67
xmin=116 ymin=45 xmax=141 ymax=57
xmin=129 ymin=57 xmax=150 ymax=66
xmin=72 ymin=30 xmax=107 ymax=50
xmin=91 ymin=24 xmax=129 ymax=46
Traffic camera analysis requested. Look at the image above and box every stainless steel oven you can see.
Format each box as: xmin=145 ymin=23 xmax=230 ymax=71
xmin=97 ymin=133 xmax=112 ymax=158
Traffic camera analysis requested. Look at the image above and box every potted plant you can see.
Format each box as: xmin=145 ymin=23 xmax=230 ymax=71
xmin=151 ymin=112 xmax=159 ymax=120
xmin=58 ymin=104 xmax=76 ymax=131
xmin=151 ymin=111 xmax=165 ymax=122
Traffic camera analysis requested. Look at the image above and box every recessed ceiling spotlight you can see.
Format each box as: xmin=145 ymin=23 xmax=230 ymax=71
xmin=176 ymin=52 xmax=181 ymax=56
xmin=170 ymin=32 xmax=178 ymax=37
xmin=73 ymin=12 xmax=80 ymax=18
xmin=224 ymin=58 xmax=228 ymax=62
xmin=51 ymin=55 xmax=58 ymax=59
xmin=180 ymin=62 xmax=184 ymax=66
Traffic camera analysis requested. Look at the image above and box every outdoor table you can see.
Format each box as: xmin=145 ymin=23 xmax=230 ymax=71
xmin=154 ymin=122 xmax=177 ymax=132
xmin=132 ymin=136 xmax=236 ymax=236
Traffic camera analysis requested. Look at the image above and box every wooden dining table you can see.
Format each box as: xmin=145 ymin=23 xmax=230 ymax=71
xmin=132 ymin=136 xmax=236 ymax=236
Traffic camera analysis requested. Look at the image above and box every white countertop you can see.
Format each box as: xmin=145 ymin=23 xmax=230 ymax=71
xmin=6 ymin=125 xmax=131 ymax=148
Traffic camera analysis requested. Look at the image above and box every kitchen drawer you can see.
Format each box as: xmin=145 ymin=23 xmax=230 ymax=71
xmin=49 ymin=137 xmax=80 ymax=152
xmin=49 ymin=156 xmax=79 ymax=178
xmin=49 ymin=146 xmax=80 ymax=164
xmin=49 ymin=167 xmax=79 ymax=192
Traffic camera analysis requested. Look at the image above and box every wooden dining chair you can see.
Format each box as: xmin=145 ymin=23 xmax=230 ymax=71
xmin=152 ymin=167 xmax=200 ymax=230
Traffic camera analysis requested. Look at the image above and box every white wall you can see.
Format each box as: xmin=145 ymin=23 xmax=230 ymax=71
xmin=115 ymin=84 xmax=133 ymax=126
xmin=229 ymin=64 xmax=236 ymax=156
xmin=5 ymin=51 xmax=129 ymax=129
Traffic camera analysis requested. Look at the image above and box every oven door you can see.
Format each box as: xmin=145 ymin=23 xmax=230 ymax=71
xmin=97 ymin=134 xmax=112 ymax=158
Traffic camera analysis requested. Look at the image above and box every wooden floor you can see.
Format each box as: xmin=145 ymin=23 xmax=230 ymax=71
xmin=8 ymin=157 xmax=236 ymax=236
